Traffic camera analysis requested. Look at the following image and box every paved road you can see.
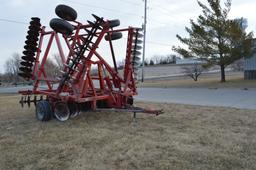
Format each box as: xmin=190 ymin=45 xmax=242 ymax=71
xmin=136 ymin=87 xmax=256 ymax=110
xmin=1 ymin=86 xmax=255 ymax=110
xmin=0 ymin=86 xmax=33 ymax=93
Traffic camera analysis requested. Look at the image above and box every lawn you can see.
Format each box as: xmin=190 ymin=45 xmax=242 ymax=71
xmin=139 ymin=72 xmax=256 ymax=89
xmin=0 ymin=94 xmax=256 ymax=169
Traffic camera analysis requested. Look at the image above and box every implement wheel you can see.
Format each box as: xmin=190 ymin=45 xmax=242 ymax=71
xmin=36 ymin=100 xmax=52 ymax=121
xmin=55 ymin=4 xmax=77 ymax=21
xmin=50 ymin=18 xmax=74 ymax=35
xmin=108 ymin=19 xmax=120 ymax=27
xmin=68 ymin=102 xmax=80 ymax=118
xmin=105 ymin=32 xmax=122 ymax=41
xmin=54 ymin=102 xmax=70 ymax=122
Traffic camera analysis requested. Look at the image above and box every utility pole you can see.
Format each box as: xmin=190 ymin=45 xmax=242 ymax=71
xmin=141 ymin=0 xmax=147 ymax=82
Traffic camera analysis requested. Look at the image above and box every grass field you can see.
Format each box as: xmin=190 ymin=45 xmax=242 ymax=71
xmin=1 ymin=94 xmax=256 ymax=169
xmin=140 ymin=72 xmax=256 ymax=89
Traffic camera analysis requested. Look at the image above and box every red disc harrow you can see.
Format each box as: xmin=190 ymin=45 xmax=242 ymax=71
xmin=18 ymin=4 xmax=162 ymax=121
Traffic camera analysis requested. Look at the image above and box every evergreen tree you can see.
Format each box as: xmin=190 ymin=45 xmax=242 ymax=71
xmin=173 ymin=0 xmax=253 ymax=82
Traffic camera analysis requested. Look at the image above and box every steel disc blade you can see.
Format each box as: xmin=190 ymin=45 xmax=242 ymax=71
xmin=133 ymin=67 xmax=140 ymax=71
xmin=133 ymin=39 xmax=143 ymax=44
xmin=27 ymin=30 xmax=39 ymax=37
xmin=133 ymin=65 xmax=140 ymax=70
xmin=133 ymin=56 xmax=141 ymax=61
xmin=134 ymin=32 xmax=143 ymax=38
xmin=134 ymin=28 xmax=143 ymax=32
xmin=133 ymin=59 xmax=141 ymax=64
xmin=28 ymin=27 xmax=40 ymax=33
xmin=30 ymin=20 xmax=41 ymax=25
xmin=132 ymin=53 xmax=142 ymax=58
xmin=23 ymin=50 xmax=35 ymax=56
xmin=132 ymin=45 xmax=142 ymax=50
xmin=19 ymin=67 xmax=32 ymax=73
xmin=29 ymin=25 xmax=40 ymax=30
xmin=21 ymin=56 xmax=36 ymax=62
xmin=31 ymin=17 xmax=40 ymax=22
xmin=87 ymin=20 xmax=95 ymax=25
xmin=25 ymin=40 xmax=38 ymax=46
xmin=132 ymin=62 xmax=140 ymax=67
xmin=26 ymin=35 xmax=39 ymax=42
xmin=132 ymin=50 xmax=142 ymax=56
xmin=27 ymin=30 xmax=39 ymax=36
xmin=92 ymin=14 xmax=101 ymax=20
xmin=24 ymin=44 xmax=37 ymax=52
xmin=135 ymin=37 xmax=143 ymax=41
xmin=20 ymin=61 xmax=33 ymax=67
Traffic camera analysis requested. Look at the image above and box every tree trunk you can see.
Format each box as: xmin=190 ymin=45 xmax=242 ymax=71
xmin=220 ymin=64 xmax=226 ymax=82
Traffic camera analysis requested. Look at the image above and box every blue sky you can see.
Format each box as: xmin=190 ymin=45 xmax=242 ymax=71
xmin=0 ymin=0 xmax=256 ymax=73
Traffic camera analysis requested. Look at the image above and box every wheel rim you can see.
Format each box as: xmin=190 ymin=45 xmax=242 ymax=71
xmin=36 ymin=104 xmax=44 ymax=120
xmin=54 ymin=102 xmax=70 ymax=121
xmin=68 ymin=102 xmax=80 ymax=118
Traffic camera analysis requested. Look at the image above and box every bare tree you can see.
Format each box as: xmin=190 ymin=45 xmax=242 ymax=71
xmin=44 ymin=58 xmax=60 ymax=78
xmin=151 ymin=55 xmax=161 ymax=65
xmin=182 ymin=62 xmax=203 ymax=81
xmin=53 ymin=54 xmax=64 ymax=70
xmin=150 ymin=54 xmax=178 ymax=65
xmin=4 ymin=53 xmax=21 ymax=83
xmin=117 ymin=59 xmax=125 ymax=69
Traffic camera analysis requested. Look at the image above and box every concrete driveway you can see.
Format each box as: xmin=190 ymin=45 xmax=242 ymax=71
xmin=136 ymin=87 xmax=256 ymax=110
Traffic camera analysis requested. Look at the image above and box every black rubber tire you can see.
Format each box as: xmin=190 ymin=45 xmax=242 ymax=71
xmin=105 ymin=32 xmax=122 ymax=41
xmin=50 ymin=18 xmax=74 ymax=35
xmin=53 ymin=102 xmax=70 ymax=122
xmin=36 ymin=100 xmax=52 ymax=121
xmin=108 ymin=19 xmax=120 ymax=27
xmin=55 ymin=4 xmax=77 ymax=21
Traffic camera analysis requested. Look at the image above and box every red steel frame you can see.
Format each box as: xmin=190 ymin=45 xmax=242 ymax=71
xmin=19 ymin=19 xmax=139 ymax=110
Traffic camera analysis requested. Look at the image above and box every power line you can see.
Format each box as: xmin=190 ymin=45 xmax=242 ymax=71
xmin=62 ymin=0 xmax=141 ymax=17
xmin=0 ymin=18 xmax=27 ymax=25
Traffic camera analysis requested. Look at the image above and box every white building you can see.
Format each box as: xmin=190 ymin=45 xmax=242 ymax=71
xmin=244 ymin=39 xmax=256 ymax=79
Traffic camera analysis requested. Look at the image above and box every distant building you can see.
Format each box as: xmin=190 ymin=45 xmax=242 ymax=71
xmin=234 ymin=18 xmax=256 ymax=80
xmin=175 ymin=57 xmax=205 ymax=65
xmin=244 ymin=39 xmax=256 ymax=79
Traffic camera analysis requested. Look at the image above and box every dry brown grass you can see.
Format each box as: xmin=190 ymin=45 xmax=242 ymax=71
xmin=1 ymin=94 xmax=256 ymax=169
xmin=140 ymin=72 xmax=256 ymax=89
